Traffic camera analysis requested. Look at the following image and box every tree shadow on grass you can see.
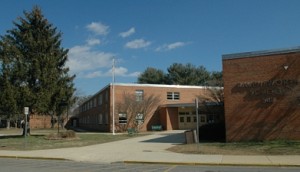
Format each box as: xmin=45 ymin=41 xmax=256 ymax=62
xmin=0 ymin=135 xmax=23 ymax=139
xmin=0 ymin=134 xmax=45 ymax=139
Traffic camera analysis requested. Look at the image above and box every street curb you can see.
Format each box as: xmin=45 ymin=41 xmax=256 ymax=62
xmin=123 ymin=160 xmax=300 ymax=167
xmin=0 ymin=155 xmax=68 ymax=161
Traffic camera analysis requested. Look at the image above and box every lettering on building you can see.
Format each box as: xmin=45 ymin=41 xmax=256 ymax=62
xmin=235 ymin=79 xmax=298 ymax=104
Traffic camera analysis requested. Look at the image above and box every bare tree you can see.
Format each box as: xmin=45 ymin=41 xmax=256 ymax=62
xmin=115 ymin=92 xmax=160 ymax=132
xmin=198 ymin=87 xmax=224 ymax=103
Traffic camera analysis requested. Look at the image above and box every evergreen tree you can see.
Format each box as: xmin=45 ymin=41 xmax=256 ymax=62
xmin=0 ymin=6 xmax=75 ymax=128
xmin=207 ymin=71 xmax=223 ymax=86
xmin=167 ymin=63 xmax=210 ymax=85
xmin=137 ymin=67 xmax=167 ymax=84
xmin=137 ymin=63 xmax=222 ymax=86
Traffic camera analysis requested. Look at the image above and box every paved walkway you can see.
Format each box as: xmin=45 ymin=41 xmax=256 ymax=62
xmin=0 ymin=130 xmax=300 ymax=166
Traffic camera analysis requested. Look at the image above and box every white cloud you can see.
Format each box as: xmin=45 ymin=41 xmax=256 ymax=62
xmin=86 ymin=38 xmax=101 ymax=46
xmin=67 ymin=44 xmax=140 ymax=79
xmin=67 ymin=45 xmax=114 ymax=74
xmin=119 ymin=27 xmax=135 ymax=38
xmin=86 ymin=22 xmax=109 ymax=35
xmin=125 ymin=39 xmax=151 ymax=49
xmin=85 ymin=71 xmax=104 ymax=78
xmin=84 ymin=67 xmax=140 ymax=78
xmin=67 ymin=22 xmax=141 ymax=79
xmin=155 ymin=41 xmax=188 ymax=51
xmin=114 ymin=67 xmax=140 ymax=77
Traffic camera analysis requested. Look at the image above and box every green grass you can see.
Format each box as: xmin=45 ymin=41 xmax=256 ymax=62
xmin=0 ymin=128 xmax=144 ymax=151
xmin=167 ymin=140 xmax=300 ymax=155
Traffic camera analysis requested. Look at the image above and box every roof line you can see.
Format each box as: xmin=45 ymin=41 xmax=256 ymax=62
xmin=111 ymin=83 xmax=219 ymax=89
xmin=222 ymin=46 xmax=300 ymax=60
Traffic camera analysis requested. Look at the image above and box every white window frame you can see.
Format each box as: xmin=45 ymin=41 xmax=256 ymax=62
xmin=118 ymin=113 xmax=127 ymax=124
xmin=167 ymin=92 xmax=180 ymax=100
xmin=135 ymin=90 xmax=144 ymax=101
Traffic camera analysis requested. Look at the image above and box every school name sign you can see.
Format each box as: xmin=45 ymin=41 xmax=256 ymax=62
xmin=236 ymin=79 xmax=298 ymax=103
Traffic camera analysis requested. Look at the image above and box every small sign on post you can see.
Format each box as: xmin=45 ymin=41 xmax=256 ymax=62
xmin=24 ymin=107 xmax=29 ymax=115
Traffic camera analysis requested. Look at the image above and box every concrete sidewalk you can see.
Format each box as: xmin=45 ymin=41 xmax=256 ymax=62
xmin=0 ymin=130 xmax=300 ymax=167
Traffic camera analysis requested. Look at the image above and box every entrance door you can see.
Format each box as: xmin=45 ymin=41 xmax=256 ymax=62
xmin=178 ymin=110 xmax=196 ymax=130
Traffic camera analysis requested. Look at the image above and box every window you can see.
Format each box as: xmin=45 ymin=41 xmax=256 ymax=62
xmin=180 ymin=117 xmax=184 ymax=123
xmin=208 ymin=114 xmax=216 ymax=123
xmin=187 ymin=117 xmax=191 ymax=123
xmin=136 ymin=113 xmax=144 ymax=124
xmin=105 ymin=113 xmax=108 ymax=124
xmin=135 ymin=90 xmax=144 ymax=101
xmin=200 ymin=115 xmax=206 ymax=123
xmin=99 ymin=114 xmax=103 ymax=124
xmin=179 ymin=112 xmax=185 ymax=115
xmin=105 ymin=90 xmax=108 ymax=102
xmin=98 ymin=94 xmax=103 ymax=105
xmin=119 ymin=113 xmax=127 ymax=124
xmin=167 ymin=92 xmax=180 ymax=100
xmin=173 ymin=92 xmax=180 ymax=100
xmin=88 ymin=101 xmax=91 ymax=109
xmin=136 ymin=113 xmax=144 ymax=120
xmin=94 ymin=98 xmax=97 ymax=107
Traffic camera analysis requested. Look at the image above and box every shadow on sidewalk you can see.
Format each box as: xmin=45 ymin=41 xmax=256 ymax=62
xmin=141 ymin=132 xmax=185 ymax=144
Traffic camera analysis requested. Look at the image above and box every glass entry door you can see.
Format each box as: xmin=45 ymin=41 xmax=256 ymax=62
xmin=178 ymin=108 xmax=196 ymax=130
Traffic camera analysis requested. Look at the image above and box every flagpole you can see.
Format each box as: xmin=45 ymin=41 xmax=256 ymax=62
xmin=112 ymin=57 xmax=116 ymax=135
xmin=195 ymin=98 xmax=199 ymax=143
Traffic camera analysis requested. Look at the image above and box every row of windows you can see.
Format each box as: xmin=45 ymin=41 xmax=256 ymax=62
xmin=80 ymin=90 xmax=181 ymax=113
xmin=79 ymin=113 xmax=109 ymax=125
xmin=98 ymin=113 xmax=109 ymax=124
xmin=80 ymin=91 xmax=109 ymax=113
xmin=178 ymin=111 xmax=196 ymax=115
xmin=179 ymin=114 xmax=218 ymax=124
xmin=136 ymin=90 xmax=180 ymax=101
xmin=118 ymin=113 xmax=144 ymax=124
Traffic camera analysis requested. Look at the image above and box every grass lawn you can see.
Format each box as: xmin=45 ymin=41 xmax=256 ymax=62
xmin=167 ymin=141 xmax=300 ymax=155
xmin=0 ymin=128 xmax=144 ymax=151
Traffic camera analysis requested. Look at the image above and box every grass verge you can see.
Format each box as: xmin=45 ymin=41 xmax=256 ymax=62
xmin=167 ymin=140 xmax=300 ymax=155
xmin=0 ymin=128 xmax=144 ymax=150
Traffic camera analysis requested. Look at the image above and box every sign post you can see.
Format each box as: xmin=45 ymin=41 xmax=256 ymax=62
xmin=24 ymin=107 xmax=29 ymax=149
xmin=24 ymin=107 xmax=29 ymax=137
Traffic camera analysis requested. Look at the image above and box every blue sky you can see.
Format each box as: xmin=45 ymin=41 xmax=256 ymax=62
xmin=1 ymin=0 xmax=300 ymax=96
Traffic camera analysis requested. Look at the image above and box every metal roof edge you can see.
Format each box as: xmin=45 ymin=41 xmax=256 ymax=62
xmin=222 ymin=46 xmax=300 ymax=60
xmin=111 ymin=83 xmax=222 ymax=89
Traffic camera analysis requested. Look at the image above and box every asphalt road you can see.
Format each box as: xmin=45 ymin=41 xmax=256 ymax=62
xmin=1 ymin=158 xmax=300 ymax=172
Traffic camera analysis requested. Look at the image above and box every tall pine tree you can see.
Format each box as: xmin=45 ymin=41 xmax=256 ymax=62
xmin=0 ymin=6 xmax=75 ymax=127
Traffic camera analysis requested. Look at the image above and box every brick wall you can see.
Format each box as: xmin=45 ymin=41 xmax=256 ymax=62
xmin=77 ymin=84 xmax=211 ymax=132
xmin=223 ymin=51 xmax=300 ymax=141
xmin=29 ymin=114 xmax=66 ymax=129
